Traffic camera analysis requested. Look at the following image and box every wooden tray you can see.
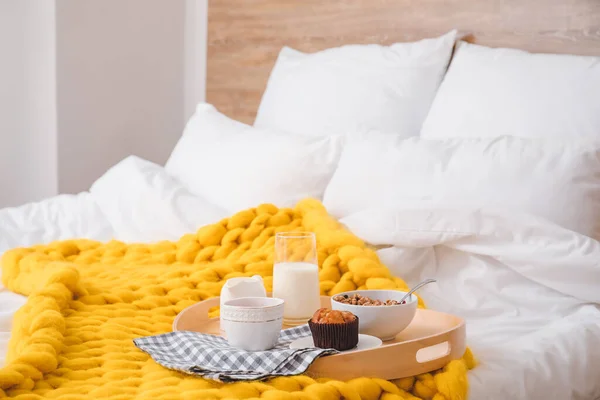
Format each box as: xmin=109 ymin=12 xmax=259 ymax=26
xmin=173 ymin=296 xmax=466 ymax=380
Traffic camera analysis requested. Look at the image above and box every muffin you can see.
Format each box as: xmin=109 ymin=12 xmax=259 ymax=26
xmin=308 ymin=308 xmax=359 ymax=351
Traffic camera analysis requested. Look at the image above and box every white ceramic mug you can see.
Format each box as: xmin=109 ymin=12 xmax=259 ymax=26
xmin=220 ymin=297 xmax=284 ymax=351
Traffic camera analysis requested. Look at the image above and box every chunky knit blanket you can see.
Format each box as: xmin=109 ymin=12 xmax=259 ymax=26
xmin=0 ymin=199 xmax=474 ymax=400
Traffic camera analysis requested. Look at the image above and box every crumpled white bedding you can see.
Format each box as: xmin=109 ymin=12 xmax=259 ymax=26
xmin=0 ymin=156 xmax=228 ymax=366
xmin=1 ymin=156 xmax=600 ymax=399
xmin=89 ymin=156 xmax=228 ymax=243
xmin=341 ymin=208 xmax=600 ymax=399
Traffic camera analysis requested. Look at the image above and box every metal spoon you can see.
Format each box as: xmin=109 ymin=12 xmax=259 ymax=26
xmin=398 ymin=278 xmax=437 ymax=304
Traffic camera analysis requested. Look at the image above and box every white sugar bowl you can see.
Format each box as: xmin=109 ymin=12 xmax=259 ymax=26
xmin=221 ymin=297 xmax=284 ymax=351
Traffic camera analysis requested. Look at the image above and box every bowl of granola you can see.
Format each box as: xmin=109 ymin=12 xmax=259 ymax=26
xmin=331 ymin=290 xmax=417 ymax=341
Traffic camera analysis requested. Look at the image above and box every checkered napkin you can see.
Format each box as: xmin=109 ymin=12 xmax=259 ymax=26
xmin=133 ymin=324 xmax=338 ymax=382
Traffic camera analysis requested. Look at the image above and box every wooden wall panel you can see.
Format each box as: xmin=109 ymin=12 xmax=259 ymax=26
xmin=207 ymin=0 xmax=600 ymax=124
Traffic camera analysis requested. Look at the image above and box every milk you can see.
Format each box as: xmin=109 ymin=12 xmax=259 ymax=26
xmin=272 ymin=262 xmax=321 ymax=322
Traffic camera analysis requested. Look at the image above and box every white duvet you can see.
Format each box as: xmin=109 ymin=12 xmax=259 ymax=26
xmin=1 ymin=156 xmax=599 ymax=399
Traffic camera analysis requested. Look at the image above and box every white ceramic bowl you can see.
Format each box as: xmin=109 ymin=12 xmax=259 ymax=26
xmin=331 ymin=290 xmax=417 ymax=341
xmin=220 ymin=297 xmax=284 ymax=351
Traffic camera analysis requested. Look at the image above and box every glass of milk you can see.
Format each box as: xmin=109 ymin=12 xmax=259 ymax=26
xmin=273 ymin=232 xmax=320 ymax=326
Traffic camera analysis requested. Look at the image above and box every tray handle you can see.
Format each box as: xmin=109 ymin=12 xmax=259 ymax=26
xmin=307 ymin=318 xmax=466 ymax=380
xmin=399 ymin=326 xmax=465 ymax=368
xmin=416 ymin=341 xmax=451 ymax=363
xmin=387 ymin=324 xmax=466 ymax=377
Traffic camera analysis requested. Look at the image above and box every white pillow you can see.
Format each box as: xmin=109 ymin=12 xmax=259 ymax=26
xmin=421 ymin=41 xmax=600 ymax=138
xmin=254 ymin=31 xmax=457 ymax=137
xmin=323 ymin=134 xmax=600 ymax=240
xmin=165 ymin=103 xmax=343 ymax=212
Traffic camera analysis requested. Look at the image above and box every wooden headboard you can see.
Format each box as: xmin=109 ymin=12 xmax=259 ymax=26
xmin=207 ymin=0 xmax=600 ymax=125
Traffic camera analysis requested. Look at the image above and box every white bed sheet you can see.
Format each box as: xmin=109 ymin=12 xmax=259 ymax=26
xmin=0 ymin=191 xmax=114 ymax=365
xmin=1 ymin=157 xmax=599 ymax=399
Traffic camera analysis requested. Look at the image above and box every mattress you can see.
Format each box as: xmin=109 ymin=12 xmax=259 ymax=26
xmin=1 ymin=157 xmax=599 ymax=399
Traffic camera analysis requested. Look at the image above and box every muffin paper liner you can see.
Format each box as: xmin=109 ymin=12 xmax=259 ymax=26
xmin=308 ymin=317 xmax=359 ymax=351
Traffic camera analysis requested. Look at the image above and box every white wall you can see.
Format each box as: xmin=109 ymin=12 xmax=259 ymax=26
xmin=0 ymin=1 xmax=58 ymax=207
xmin=56 ymin=0 xmax=186 ymax=194
xmin=184 ymin=0 xmax=208 ymax=122
xmin=0 ymin=0 xmax=207 ymax=206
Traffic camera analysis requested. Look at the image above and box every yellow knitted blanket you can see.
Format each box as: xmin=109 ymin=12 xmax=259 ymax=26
xmin=0 ymin=199 xmax=474 ymax=400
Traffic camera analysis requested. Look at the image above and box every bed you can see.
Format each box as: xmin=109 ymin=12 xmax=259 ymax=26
xmin=2 ymin=1 xmax=600 ymax=399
